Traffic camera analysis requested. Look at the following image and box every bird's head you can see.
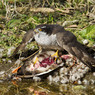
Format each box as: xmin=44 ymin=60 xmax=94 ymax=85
xmin=34 ymin=24 xmax=53 ymax=35
xmin=34 ymin=26 xmax=46 ymax=34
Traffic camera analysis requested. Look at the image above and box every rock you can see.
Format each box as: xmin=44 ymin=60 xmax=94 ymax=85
xmin=47 ymin=75 xmax=53 ymax=82
xmin=0 ymin=80 xmax=3 ymax=83
xmin=2 ymin=59 xmax=6 ymax=62
xmin=93 ymin=72 xmax=95 ymax=76
xmin=0 ymin=48 xmax=4 ymax=52
xmin=60 ymin=78 xmax=68 ymax=84
xmin=82 ymin=39 xmax=89 ymax=45
xmin=8 ymin=60 xmax=12 ymax=63
xmin=15 ymin=59 xmax=21 ymax=65
xmin=70 ymin=75 xmax=77 ymax=82
xmin=7 ymin=46 xmax=15 ymax=56
xmin=33 ymin=76 xmax=41 ymax=82
xmin=83 ymin=79 xmax=89 ymax=85
xmin=59 ymin=68 xmax=64 ymax=74
xmin=77 ymin=80 xmax=82 ymax=84
xmin=0 ymin=71 xmax=5 ymax=75
xmin=53 ymin=76 xmax=60 ymax=83
xmin=90 ymin=79 xmax=95 ymax=84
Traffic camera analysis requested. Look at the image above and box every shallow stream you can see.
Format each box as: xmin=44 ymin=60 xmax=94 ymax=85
xmin=0 ymin=59 xmax=95 ymax=95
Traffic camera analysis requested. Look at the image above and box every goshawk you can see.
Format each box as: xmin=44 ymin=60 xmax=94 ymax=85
xmin=13 ymin=24 xmax=95 ymax=71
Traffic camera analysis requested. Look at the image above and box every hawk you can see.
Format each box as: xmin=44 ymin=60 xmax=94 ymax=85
xmin=13 ymin=24 xmax=95 ymax=71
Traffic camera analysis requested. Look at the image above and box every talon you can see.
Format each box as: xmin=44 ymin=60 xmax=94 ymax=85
xmin=51 ymin=50 xmax=59 ymax=61
xmin=33 ymin=56 xmax=39 ymax=65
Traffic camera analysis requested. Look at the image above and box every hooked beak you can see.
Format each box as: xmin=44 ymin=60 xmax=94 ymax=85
xmin=34 ymin=28 xmax=42 ymax=34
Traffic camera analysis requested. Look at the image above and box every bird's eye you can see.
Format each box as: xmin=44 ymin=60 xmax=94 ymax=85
xmin=38 ymin=28 xmax=42 ymax=31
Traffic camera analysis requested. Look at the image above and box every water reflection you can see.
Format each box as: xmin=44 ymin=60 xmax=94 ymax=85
xmin=0 ymin=79 xmax=95 ymax=95
xmin=0 ymin=58 xmax=95 ymax=95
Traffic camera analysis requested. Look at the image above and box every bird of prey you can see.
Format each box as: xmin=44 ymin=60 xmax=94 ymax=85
xmin=13 ymin=24 xmax=95 ymax=71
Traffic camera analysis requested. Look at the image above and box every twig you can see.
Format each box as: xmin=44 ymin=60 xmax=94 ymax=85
xmin=21 ymin=48 xmax=42 ymax=61
xmin=62 ymin=20 xmax=79 ymax=27
xmin=55 ymin=8 xmax=70 ymax=14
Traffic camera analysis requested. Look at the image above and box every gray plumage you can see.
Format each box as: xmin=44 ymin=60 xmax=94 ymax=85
xmin=13 ymin=24 xmax=95 ymax=71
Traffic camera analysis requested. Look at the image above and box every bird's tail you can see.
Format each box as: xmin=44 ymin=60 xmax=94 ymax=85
xmin=74 ymin=42 xmax=95 ymax=71
xmin=80 ymin=55 xmax=95 ymax=72
xmin=81 ymin=44 xmax=95 ymax=58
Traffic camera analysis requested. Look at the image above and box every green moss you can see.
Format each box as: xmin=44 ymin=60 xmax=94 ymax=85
xmin=79 ymin=25 xmax=95 ymax=41
xmin=0 ymin=0 xmax=95 ymax=57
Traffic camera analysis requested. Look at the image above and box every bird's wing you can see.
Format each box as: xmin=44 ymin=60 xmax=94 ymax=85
xmin=12 ymin=29 xmax=34 ymax=56
xmin=56 ymin=30 xmax=95 ymax=71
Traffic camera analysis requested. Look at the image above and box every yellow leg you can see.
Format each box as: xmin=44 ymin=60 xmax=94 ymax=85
xmin=51 ymin=50 xmax=59 ymax=61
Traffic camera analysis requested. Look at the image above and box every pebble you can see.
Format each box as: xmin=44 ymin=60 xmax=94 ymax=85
xmin=0 ymin=80 xmax=3 ymax=83
xmin=82 ymin=39 xmax=89 ymax=45
xmin=78 ymin=68 xmax=82 ymax=72
xmin=15 ymin=59 xmax=21 ymax=65
xmin=83 ymin=79 xmax=89 ymax=85
xmin=93 ymin=72 xmax=95 ymax=76
xmin=0 ymin=48 xmax=4 ymax=52
xmin=2 ymin=59 xmax=6 ymax=62
xmin=60 ymin=77 xmax=68 ymax=84
xmin=64 ymin=72 xmax=68 ymax=75
xmin=77 ymin=80 xmax=82 ymax=84
xmin=0 ymin=71 xmax=5 ymax=75
xmin=79 ymin=73 xmax=84 ymax=78
xmin=47 ymin=75 xmax=53 ymax=82
xmin=60 ymin=74 xmax=64 ymax=78
xmin=59 ymin=68 xmax=64 ymax=74
xmin=71 ymin=75 xmax=77 ymax=81
xmin=93 ymin=89 xmax=95 ymax=93
xmin=33 ymin=76 xmax=41 ymax=82
xmin=7 ymin=46 xmax=15 ymax=56
xmin=53 ymin=76 xmax=60 ymax=83
xmin=90 ymin=79 xmax=95 ymax=84
xmin=8 ymin=60 xmax=12 ymax=63
xmin=81 ymin=65 xmax=85 ymax=69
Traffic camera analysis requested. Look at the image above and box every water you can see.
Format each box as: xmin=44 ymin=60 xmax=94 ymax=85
xmin=0 ymin=59 xmax=95 ymax=95
xmin=0 ymin=80 xmax=95 ymax=95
